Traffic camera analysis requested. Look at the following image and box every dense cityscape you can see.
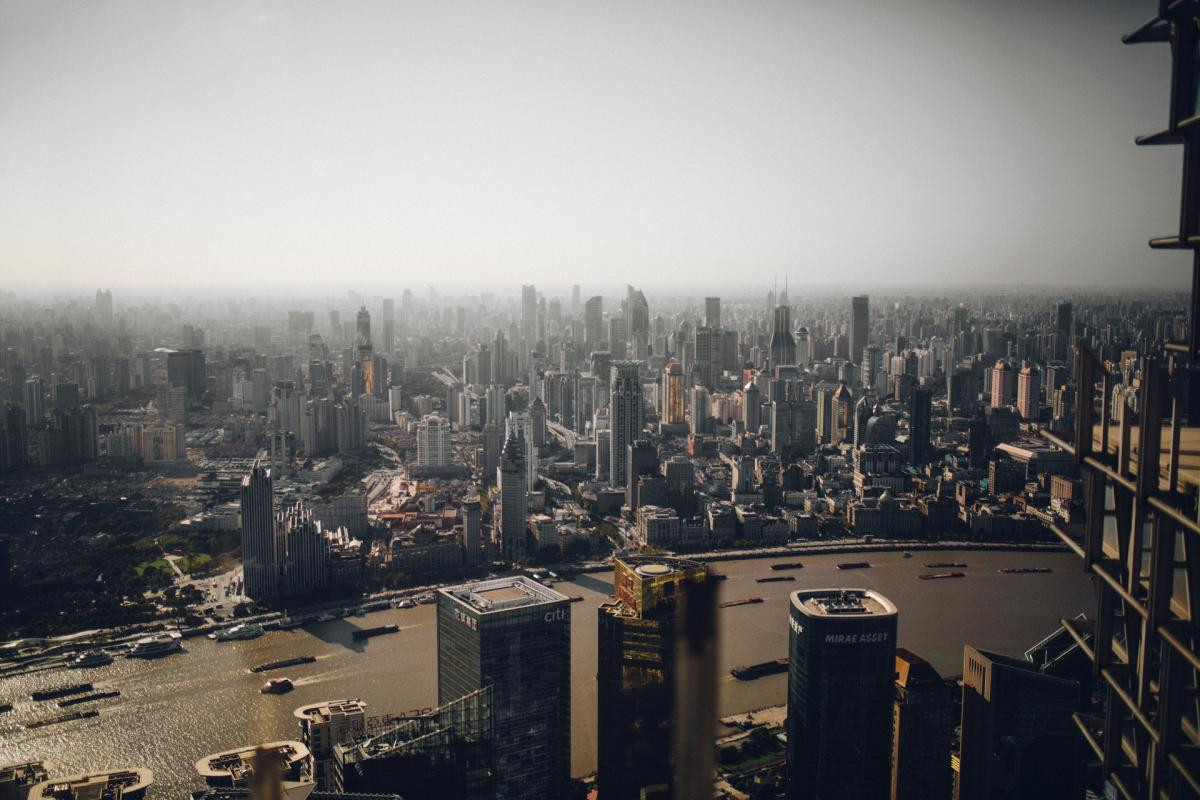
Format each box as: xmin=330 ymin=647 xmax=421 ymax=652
xmin=4 ymin=0 xmax=1200 ymax=798
xmin=0 ymin=283 xmax=1181 ymax=799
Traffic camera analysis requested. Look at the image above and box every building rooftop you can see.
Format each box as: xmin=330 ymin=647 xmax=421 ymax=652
xmin=195 ymin=741 xmax=309 ymax=785
xmin=791 ymin=588 xmax=898 ymax=619
xmin=26 ymin=769 xmax=153 ymax=800
xmin=292 ymin=699 xmax=366 ymax=722
xmin=440 ymin=575 xmax=568 ymax=615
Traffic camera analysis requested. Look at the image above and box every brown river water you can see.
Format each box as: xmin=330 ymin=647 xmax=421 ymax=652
xmin=0 ymin=549 xmax=1094 ymax=797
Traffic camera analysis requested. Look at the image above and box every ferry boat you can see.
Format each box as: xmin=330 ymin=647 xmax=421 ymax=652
xmin=731 ymin=658 xmax=789 ymax=681
xmin=210 ymin=623 xmax=264 ymax=642
xmin=68 ymin=650 xmax=114 ymax=669
xmin=314 ymin=612 xmax=338 ymax=623
xmin=277 ymin=616 xmax=303 ymax=631
xmin=415 ymin=592 xmax=437 ymax=605
xmin=902 ymin=551 xmax=913 ymax=558
xmin=999 ymin=567 xmax=1052 ymax=574
xmin=918 ymin=572 xmax=966 ymax=581
xmin=719 ymin=596 xmax=764 ymax=609
xmin=837 ymin=561 xmax=871 ymax=570
xmin=260 ymin=677 xmax=294 ymax=695
xmin=924 ymin=562 xmax=967 ymax=569
xmin=126 ymin=634 xmax=183 ymax=659
xmin=392 ymin=598 xmax=416 ymax=609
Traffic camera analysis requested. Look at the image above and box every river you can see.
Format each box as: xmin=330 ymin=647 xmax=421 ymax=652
xmin=0 ymin=549 xmax=1094 ymax=797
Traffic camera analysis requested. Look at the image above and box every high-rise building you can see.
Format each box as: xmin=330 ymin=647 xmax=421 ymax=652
xmin=240 ymin=462 xmax=278 ymax=600
xmin=660 ymin=361 xmax=685 ymax=425
xmin=584 ymin=296 xmax=603 ymax=353
xmin=521 ymin=284 xmax=538 ymax=347
xmin=891 ymin=648 xmax=953 ymax=800
xmin=609 ymin=361 xmax=643 ymax=487
xmin=294 ymin=699 xmax=367 ymax=790
xmin=596 ymin=556 xmax=708 ymax=799
xmin=461 ymin=495 xmax=482 ymax=565
xmin=705 ymin=296 xmax=721 ymax=328
xmin=693 ymin=326 xmax=722 ymax=388
xmin=769 ymin=306 xmax=796 ymax=368
xmin=625 ymin=439 xmax=658 ymax=510
xmin=787 ymin=588 xmax=898 ymax=800
xmin=990 ymin=359 xmax=1015 ymax=409
xmin=909 ymin=387 xmax=930 ymax=465
xmin=688 ymin=385 xmax=710 ymax=436
xmin=958 ymin=645 xmax=1080 ymax=799
xmin=22 ymin=377 xmax=44 ymax=426
xmin=166 ymin=349 xmax=207 ymax=400
xmin=743 ymin=379 xmax=762 ymax=434
xmin=356 ymin=306 xmax=371 ymax=347
xmin=437 ymin=577 xmax=571 ymax=800
xmin=416 ymin=414 xmax=452 ymax=467
xmin=497 ymin=430 xmax=527 ymax=563
xmin=1015 ymin=361 xmax=1040 ymax=421
xmin=850 ymin=295 xmax=870 ymax=363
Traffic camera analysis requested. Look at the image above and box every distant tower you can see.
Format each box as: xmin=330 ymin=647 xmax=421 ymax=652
xmin=240 ymin=462 xmax=278 ymax=600
xmin=743 ymin=379 xmax=762 ymax=433
xmin=498 ymin=430 xmax=528 ymax=563
xmin=355 ymin=306 xmax=371 ymax=347
xmin=461 ymin=495 xmax=482 ymax=566
xmin=909 ymin=388 xmax=931 ymax=465
xmin=416 ymin=414 xmax=451 ymax=467
xmin=850 ymin=295 xmax=870 ymax=364
xmin=991 ymin=360 xmax=1015 ymax=409
xmin=609 ymin=361 xmax=643 ymax=487
xmin=705 ymin=296 xmax=722 ymax=328
xmin=584 ymin=296 xmax=604 ymax=353
xmin=660 ymin=362 xmax=685 ymax=425
xmin=787 ymin=589 xmax=897 ymax=800
xmin=1016 ymin=361 xmax=1040 ymax=421
xmin=769 ymin=306 xmax=796 ymax=368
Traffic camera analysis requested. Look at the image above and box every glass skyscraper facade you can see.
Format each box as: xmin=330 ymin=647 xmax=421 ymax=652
xmin=436 ymin=576 xmax=571 ymax=800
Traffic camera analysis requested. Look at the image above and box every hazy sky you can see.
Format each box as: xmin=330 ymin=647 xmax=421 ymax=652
xmin=0 ymin=0 xmax=1190 ymax=291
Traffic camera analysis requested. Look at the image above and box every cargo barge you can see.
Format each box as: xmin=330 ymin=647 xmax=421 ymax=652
xmin=756 ymin=575 xmax=795 ymax=583
xmin=924 ymin=562 xmax=967 ymax=569
xmin=731 ymin=658 xmax=789 ymax=681
xmin=32 ymin=683 xmax=92 ymax=702
xmin=58 ymin=690 xmax=121 ymax=708
xmin=249 ymin=655 xmax=317 ymax=674
xmin=837 ymin=562 xmax=871 ymax=570
xmin=918 ymin=572 xmax=966 ymax=581
xmin=352 ymin=624 xmax=400 ymax=641
xmin=26 ymin=709 xmax=98 ymax=729
xmin=770 ymin=562 xmax=804 ymax=571
xmin=998 ymin=567 xmax=1052 ymax=574
xmin=719 ymin=596 xmax=764 ymax=608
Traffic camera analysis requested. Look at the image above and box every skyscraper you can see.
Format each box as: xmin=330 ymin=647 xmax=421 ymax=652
xmin=1015 ymin=361 xmax=1040 ymax=421
xmin=584 ymin=295 xmax=603 ymax=353
xmin=596 ymin=556 xmax=708 ymax=799
xmin=990 ymin=359 xmax=1014 ymax=409
xmin=497 ymin=430 xmax=527 ymax=563
xmin=850 ymin=295 xmax=869 ymax=363
xmin=787 ymin=588 xmax=897 ymax=800
xmin=609 ymin=361 xmax=643 ymax=487
xmin=769 ymin=305 xmax=796 ymax=368
xmin=908 ymin=387 xmax=930 ymax=465
xmin=521 ymin=284 xmax=538 ymax=347
xmin=240 ymin=461 xmax=278 ymax=600
xmin=416 ymin=414 xmax=451 ymax=467
xmin=705 ymin=296 xmax=721 ymax=328
xmin=437 ymin=577 xmax=571 ymax=800
xmin=660 ymin=361 xmax=685 ymax=425
xmin=958 ymin=645 xmax=1080 ymax=799
xmin=891 ymin=648 xmax=953 ymax=800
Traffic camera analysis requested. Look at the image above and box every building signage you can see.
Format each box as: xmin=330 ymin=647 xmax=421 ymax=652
xmin=454 ymin=609 xmax=478 ymax=630
xmin=824 ymin=632 xmax=889 ymax=644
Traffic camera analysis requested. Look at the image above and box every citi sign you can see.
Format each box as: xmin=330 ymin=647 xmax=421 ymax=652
xmin=544 ymin=608 xmax=567 ymax=624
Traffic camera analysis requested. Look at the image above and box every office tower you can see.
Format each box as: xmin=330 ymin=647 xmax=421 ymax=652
xmin=627 ymin=287 xmax=650 ymax=358
xmin=861 ymin=345 xmax=881 ymax=390
xmin=609 ymin=361 xmax=643 ymax=487
xmin=688 ymin=385 xmax=710 ymax=436
xmin=1015 ymin=361 xmax=1040 ymax=421
xmin=909 ymin=388 xmax=930 ymax=465
xmin=662 ymin=455 xmax=696 ymax=517
xmin=521 ymin=284 xmax=538 ymax=346
xmin=22 ymin=377 xmax=44 ymax=426
xmin=660 ymin=361 xmax=685 ymax=425
xmin=891 ymin=648 xmax=953 ymax=800
xmin=787 ymin=589 xmax=897 ymax=800
xmin=491 ymin=330 xmax=508 ymax=385
xmin=240 ymin=462 xmax=278 ymax=600
xmin=958 ymin=645 xmax=1080 ymax=799
xmin=294 ymin=699 xmax=367 ymax=790
xmin=584 ymin=296 xmax=603 ymax=352
xmin=743 ymin=379 xmax=762 ymax=433
xmin=625 ymin=439 xmax=658 ymax=510
xmin=694 ymin=326 xmax=722 ymax=387
xmin=280 ymin=503 xmax=330 ymax=596
xmin=416 ymin=414 xmax=451 ymax=467
xmin=705 ymin=296 xmax=721 ymax=328
xmin=437 ymin=577 xmax=570 ymax=800
xmin=596 ymin=556 xmax=708 ymax=799
xmin=1055 ymin=301 xmax=1072 ymax=338
xmin=166 ymin=349 xmax=207 ymax=400
xmin=481 ymin=422 xmax=501 ymax=483
xmin=769 ymin=305 xmax=797 ymax=367
xmin=990 ymin=359 xmax=1014 ymax=409
xmin=497 ymin=431 xmax=527 ymax=563
xmin=356 ymin=306 xmax=371 ymax=346
xmin=850 ymin=295 xmax=869 ymax=363
xmin=461 ymin=495 xmax=482 ymax=565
